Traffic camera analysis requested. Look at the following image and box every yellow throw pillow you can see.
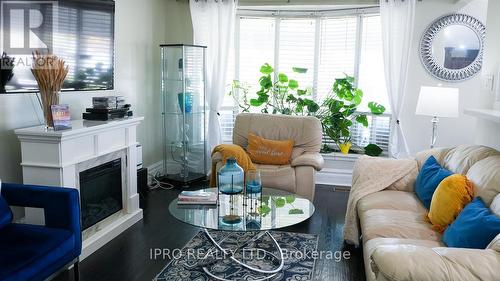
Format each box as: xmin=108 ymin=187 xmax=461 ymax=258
xmin=247 ymin=133 xmax=294 ymax=165
xmin=426 ymin=174 xmax=474 ymax=233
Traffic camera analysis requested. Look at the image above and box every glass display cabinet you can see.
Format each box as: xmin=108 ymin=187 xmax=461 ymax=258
xmin=160 ymin=44 xmax=207 ymax=186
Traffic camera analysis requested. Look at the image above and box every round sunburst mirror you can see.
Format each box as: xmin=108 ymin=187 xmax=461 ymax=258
xmin=420 ymin=13 xmax=486 ymax=82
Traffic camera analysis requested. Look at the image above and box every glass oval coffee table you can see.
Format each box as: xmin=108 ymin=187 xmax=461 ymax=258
xmin=169 ymin=188 xmax=315 ymax=281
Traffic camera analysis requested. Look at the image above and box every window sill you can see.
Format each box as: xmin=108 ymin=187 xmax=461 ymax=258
xmin=321 ymin=152 xmax=361 ymax=161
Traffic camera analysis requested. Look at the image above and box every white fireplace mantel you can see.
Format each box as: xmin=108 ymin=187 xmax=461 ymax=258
xmin=15 ymin=117 xmax=144 ymax=260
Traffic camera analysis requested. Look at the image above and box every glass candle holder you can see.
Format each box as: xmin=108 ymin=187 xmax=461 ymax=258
xmin=244 ymin=170 xmax=262 ymax=215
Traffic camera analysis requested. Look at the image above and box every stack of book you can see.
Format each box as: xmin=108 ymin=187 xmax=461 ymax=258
xmin=83 ymin=96 xmax=133 ymax=121
xmin=177 ymin=190 xmax=217 ymax=205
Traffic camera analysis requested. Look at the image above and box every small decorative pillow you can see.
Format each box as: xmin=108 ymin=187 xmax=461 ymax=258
xmin=443 ymin=198 xmax=500 ymax=249
xmin=426 ymin=174 xmax=474 ymax=232
xmin=247 ymin=133 xmax=294 ymax=165
xmin=415 ymin=156 xmax=453 ymax=209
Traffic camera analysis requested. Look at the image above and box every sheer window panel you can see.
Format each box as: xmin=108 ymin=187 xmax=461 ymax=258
xmin=220 ymin=32 xmax=237 ymax=143
xmin=317 ymin=16 xmax=357 ymax=102
xmin=278 ymin=18 xmax=315 ymax=89
xmin=357 ymin=15 xmax=390 ymax=112
xmin=223 ymin=31 xmax=236 ymax=108
xmin=220 ymin=17 xmax=272 ymax=144
xmin=239 ymin=17 xmax=275 ymax=93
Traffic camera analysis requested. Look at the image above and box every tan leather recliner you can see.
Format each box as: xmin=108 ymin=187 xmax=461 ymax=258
xmin=356 ymin=145 xmax=500 ymax=281
xmin=212 ymin=113 xmax=324 ymax=201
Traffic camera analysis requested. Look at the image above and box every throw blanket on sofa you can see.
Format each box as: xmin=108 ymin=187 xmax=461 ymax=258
xmin=209 ymin=144 xmax=256 ymax=187
xmin=343 ymin=156 xmax=419 ymax=246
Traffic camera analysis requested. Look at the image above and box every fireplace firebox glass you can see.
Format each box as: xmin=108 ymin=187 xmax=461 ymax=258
xmin=79 ymin=159 xmax=123 ymax=230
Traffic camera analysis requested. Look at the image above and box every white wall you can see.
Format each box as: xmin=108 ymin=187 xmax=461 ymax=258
xmin=0 ymin=0 xmax=193 ymax=183
xmin=474 ymin=0 xmax=500 ymax=150
xmin=401 ymin=0 xmax=488 ymax=155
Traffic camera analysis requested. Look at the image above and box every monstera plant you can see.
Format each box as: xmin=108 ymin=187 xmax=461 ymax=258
xmin=229 ymin=63 xmax=319 ymax=115
xmin=317 ymin=75 xmax=386 ymax=155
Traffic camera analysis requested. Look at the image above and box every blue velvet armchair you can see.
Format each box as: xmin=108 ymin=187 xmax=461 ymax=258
xmin=0 ymin=183 xmax=82 ymax=281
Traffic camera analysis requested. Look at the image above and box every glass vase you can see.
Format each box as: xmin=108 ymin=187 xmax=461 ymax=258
xmin=217 ymin=157 xmax=244 ymax=226
xmin=217 ymin=157 xmax=244 ymax=195
xmin=39 ymin=89 xmax=59 ymax=129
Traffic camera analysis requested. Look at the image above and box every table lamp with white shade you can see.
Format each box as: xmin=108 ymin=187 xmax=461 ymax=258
xmin=415 ymin=86 xmax=459 ymax=148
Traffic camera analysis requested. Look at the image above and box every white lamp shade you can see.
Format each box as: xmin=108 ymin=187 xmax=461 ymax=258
xmin=415 ymin=86 xmax=459 ymax=118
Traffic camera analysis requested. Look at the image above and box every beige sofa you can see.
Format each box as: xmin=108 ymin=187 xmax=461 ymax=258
xmin=357 ymin=145 xmax=500 ymax=281
xmin=212 ymin=113 xmax=324 ymax=201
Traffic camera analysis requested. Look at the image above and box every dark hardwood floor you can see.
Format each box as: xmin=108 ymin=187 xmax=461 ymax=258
xmin=55 ymin=184 xmax=365 ymax=281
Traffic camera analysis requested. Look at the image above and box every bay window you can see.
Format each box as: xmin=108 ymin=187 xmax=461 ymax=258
xmin=222 ymin=7 xmax=391 ymax=154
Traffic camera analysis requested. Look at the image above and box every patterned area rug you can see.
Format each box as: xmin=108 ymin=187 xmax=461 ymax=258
xmin=154 ymin=230 xmax=319 ymax=281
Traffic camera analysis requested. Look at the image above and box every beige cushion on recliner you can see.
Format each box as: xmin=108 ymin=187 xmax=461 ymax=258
xmin=212 ymin=113 xmax=324 ymax=201
xmin=254 ymin=164 xmax=296 ymax=193
xmin=232 ymin=113 xmax=323 ymax=161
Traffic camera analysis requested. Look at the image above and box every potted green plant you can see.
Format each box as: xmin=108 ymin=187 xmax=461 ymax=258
xmin=316 ymin=75 xmax=385 ymax=155
xmin=228 ymin=64 xmax=386 ymax=156
xmin=229 ymin=63 xmax=319 ymax=115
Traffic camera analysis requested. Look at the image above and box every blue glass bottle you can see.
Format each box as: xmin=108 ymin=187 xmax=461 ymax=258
xmin=218 ymin=157 xmax=244 ymax=194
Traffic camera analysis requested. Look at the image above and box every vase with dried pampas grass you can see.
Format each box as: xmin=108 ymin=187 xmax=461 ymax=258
xmin=31 ymin=51 xmax=69 ymax=129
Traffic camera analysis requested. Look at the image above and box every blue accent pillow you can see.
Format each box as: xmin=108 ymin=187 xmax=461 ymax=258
xmin=415 ymin=156 xmax=453 ymax=209
xmin=0 ymin=194 xmax=13 ymax=229
xmin=443 ymin=198 xmax=500 ymax=249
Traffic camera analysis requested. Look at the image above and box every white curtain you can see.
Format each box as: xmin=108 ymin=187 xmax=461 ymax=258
xmin=380 ymin=0 xmax=416 ymax=158
xmin=190 ymin=0 xmax=237 ymax=154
